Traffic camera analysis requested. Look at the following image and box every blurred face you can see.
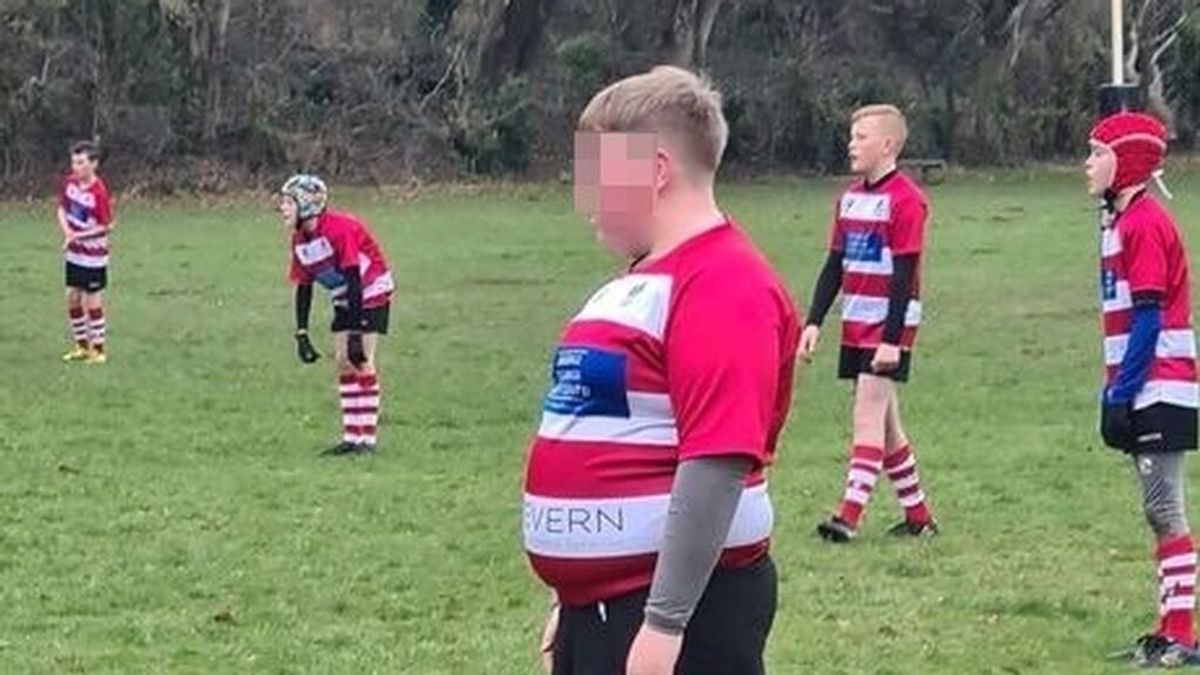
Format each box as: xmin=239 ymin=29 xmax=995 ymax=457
xmin=279 ymin=195 xmax=300 ymax=228
xmin=573 ymin=131 xmax=665 ymax=258
xmin=1085 ymin=141 xmax=1116 ymax=197
xmin=71 ymin=153 xmax=97 ymax=182
xmin=848 ymin=116 xmax=894 ymax=176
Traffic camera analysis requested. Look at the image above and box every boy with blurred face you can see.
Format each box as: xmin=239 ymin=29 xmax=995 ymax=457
xmin=525 ymin=66 xmax=800 ymax=675
xmin=59 ymin=141 xmax=114 ymax=364
xmin=803 ymin=105 xmax=939 ymax=542
xmin=1088 ymin=112 xmax=1199 ymax=668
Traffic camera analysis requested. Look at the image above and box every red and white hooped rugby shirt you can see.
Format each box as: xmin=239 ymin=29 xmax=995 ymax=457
xmin=289 ymin=210 xmax=394 ymax=309
xmin=829 ymin=170 xmax=928 ymax=350
xmin=59 ymin=175 xmax=113 ymax=269
xmin=1100 ymin=192 xmax=1198 ymax=410
xmin=523 ymin=220 xmax=800 ymax=607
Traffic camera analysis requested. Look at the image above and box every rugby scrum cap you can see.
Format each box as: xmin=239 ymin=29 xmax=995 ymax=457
xmin=280 ymin=174 xmax=329 ymax=221
xmin=1089 ymin=112 xmax=1168 ymax=193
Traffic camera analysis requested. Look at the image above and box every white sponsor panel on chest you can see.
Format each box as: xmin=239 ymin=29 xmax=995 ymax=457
xmin=573 ymin=274 xmax=673 ymax=340
xmin=840 ymin=192 xmax=892 ymax=222
xmin=1101 ymin=228 xmax=1123 ymax=258
xmin=295 ymin=236 xmax=335 ymax=266
xmin=65 ymin=183 xmax=96 ymax=208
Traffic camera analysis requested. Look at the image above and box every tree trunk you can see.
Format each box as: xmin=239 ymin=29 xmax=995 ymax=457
xmin=425 ymin=0 xmax=461 ymax=34
xmin=86 ymin=0 xmax=113 ymax=140
xmin=654 ymin=0 xmax=725 ymax=69
xmin=199 ymin=0 xmax=231 ymax=148
xmin=692 ymin=0 xmax=724 ymax=68
xmin=660 ymin=0 xmax=692 ymax=66
xmin=476 ymin=0 xmax=558 ymax=86
xmin=943 ymin=81 xmax=956 ymax=162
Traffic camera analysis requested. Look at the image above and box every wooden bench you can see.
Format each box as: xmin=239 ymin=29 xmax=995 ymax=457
xmin=899 ymin=158 xmax=948 ymax=185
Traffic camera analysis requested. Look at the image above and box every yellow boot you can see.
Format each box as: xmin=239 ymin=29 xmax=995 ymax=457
xmin=62 ymin=345 xmax=90 ymax=362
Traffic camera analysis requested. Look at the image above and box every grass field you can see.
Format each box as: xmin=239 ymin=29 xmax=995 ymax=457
xmin=3 ymin=169 xmax=1200 ymax=674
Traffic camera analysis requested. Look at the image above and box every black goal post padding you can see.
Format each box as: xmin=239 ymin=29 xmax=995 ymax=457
xmin=1098 ymin=84 xmax=1142 ymax=118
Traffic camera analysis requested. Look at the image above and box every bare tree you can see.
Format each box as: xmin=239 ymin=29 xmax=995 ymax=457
xmin=1124 ymin=0 xmax=1194 ymax=134
xmin=161 ymin=0 xmax=232 ymax=148
xmin=658 ymin=0 xmax=726 ymax=68
xmin=476 ymin=0 xmax=559 ymax=85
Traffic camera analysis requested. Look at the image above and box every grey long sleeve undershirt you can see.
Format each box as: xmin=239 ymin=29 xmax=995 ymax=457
xmin=643 ymin=456 xmax=753 ymax=635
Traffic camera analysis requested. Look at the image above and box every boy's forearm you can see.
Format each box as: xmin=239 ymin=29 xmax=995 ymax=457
xmin=66 ymin=226 xmax=108 ymax=240
xmin=643 ymin=456 xmax=752 ymax=634
xmin=807 ymin=252 xmax=844 ymax=327
xmin=295 ymin=284 xmax=314 ymax=332
xmin=1108 ymin=296 xmax=1163 ymax=403
xmin=882 ymin=255 xmax=918 ymax=345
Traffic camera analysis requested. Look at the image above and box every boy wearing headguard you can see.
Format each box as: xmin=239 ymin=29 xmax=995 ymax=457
xmin=1089 ymin=112 xmax=1199 ymax=668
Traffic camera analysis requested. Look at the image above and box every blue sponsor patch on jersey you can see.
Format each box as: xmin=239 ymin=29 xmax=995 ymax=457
xmin=543 ymin=346 xmax=630 ymax=418
xmin=843 ymin=231 xmax=884 ymax=263
xmin=68 ymin=202 xmax=90 ymax=224
xmin=1101 ymin=269 xmax=1117 ymax=301
xmin=313 ymin=267 xmax=347 ymax=291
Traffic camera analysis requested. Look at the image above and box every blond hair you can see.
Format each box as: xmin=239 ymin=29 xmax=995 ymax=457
xmin=852 ymin=104 xmax=909 ymax=151
xmin=578 ymin=66 xmax=728 ymax=175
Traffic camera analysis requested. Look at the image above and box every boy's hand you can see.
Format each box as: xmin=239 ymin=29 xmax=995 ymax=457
xmin=1100 ymin=391 xmax=1135 ymax=451
xmin=626 ymin=623 xmax=683 ymax=675
xmin=539 ymin=604 xmax=559 ymax=673
xmin=294 ymin=331 xmax=320 ymax=364
xmin=798 ymin=325 xmax=821 ymax=362
xmin=62 ymin=227 xmax=104 ymax=246
xmin=872 ymin=343 xmax=901 ymax=372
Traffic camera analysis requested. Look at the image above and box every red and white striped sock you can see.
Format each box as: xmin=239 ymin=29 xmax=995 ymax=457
xmin=357 ymin=373 xmax=380 ymax=447
xmin=87 ymin=308 xmax=106 ymax=353
xmin=836 ymin=445 xmax=884 ymax=528
xmin=1158 ymin=534 xmax=1197 ymax=647
xmin=68 ymin=307 xmax=88 ymax=348
xmin=339 ymin=374 xmax=361 ymax=444
xmin=884 ymin=445 xmax=933 ymax=524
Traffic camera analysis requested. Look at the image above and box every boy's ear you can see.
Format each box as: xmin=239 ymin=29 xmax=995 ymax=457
xmin=655 ymin=147 xmax=671 ymax=192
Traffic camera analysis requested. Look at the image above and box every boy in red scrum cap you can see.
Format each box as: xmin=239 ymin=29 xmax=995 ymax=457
xmin=1089 ymin=112 xmax=1200 ymax=668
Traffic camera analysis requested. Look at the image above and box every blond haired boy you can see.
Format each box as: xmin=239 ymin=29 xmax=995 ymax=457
xmin=802 ymin=105 xmax=939 ymax=542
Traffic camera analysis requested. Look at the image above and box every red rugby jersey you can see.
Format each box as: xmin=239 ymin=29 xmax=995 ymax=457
xmin=827 ymin=170 xmax=928 ymax=350
xmin=59 ymin=175 xmax=113 ymax=269
xmin=523 ymin=219 xmax=800 ymax=606
xmin=1100 ymin=192 xmax=1197 ymax=410
xmin=289 ymin=210 xmax=394 ymax=309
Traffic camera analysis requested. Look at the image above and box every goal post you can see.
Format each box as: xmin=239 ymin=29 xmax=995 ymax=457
xmin=1099 ymin=0 xmax=1142 ymax=115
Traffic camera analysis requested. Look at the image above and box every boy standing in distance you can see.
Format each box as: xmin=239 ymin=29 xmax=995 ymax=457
xmin=802 ymin=105 xmax=938 ymax=542
xmin=59 ymin=141 xmax=114 ymax=364
xmin=279 ymin=175 xmax=395 ymax=456
xmin=1089 ymin=112 xmax=1199 ymax=668
xmin=523 ymin=66 xmax=799 ymax=675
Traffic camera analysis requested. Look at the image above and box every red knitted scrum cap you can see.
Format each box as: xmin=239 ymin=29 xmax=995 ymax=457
xmin=1089 ymin=112 xmax=1168 ymax=192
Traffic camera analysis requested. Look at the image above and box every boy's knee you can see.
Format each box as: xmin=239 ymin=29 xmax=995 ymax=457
xmin=885 ymin=431 xmax=909 ymax=453
xmin=855 ymin=378 xmax=891 ymax=411
xmin=1144 ymin=499 xmax=1190 ymax=539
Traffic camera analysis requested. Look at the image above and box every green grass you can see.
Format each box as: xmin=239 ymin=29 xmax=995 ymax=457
xmin=2 ymin=170 xmax=1200 ymax=673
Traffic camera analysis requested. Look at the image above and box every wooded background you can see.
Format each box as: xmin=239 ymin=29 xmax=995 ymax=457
xmin=2 ymin=0 xmax=1198 ymax=193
